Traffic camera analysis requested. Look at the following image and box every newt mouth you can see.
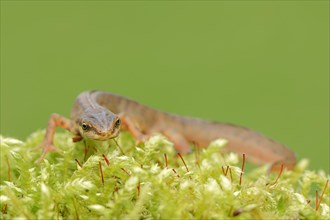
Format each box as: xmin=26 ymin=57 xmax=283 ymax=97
xmin=93 ymin=129 xmax=120 ymax=141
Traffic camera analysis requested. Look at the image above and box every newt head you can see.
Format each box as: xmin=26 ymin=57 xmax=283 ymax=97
xmin=77 ymin=107 xmax=121 ymax=140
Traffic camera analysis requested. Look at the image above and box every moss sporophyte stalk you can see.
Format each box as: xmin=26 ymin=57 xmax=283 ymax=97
xmin=0 ymin=131 xmax=329 ymax=219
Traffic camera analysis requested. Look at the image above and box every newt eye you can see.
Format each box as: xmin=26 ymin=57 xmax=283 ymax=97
xmin=82 ymin=123 xmax=89 ymax=131
xmin=115 ymin=118 xmax=121 ymax=127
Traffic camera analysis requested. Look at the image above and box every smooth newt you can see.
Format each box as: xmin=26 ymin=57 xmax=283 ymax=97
xmin=38 ymin=90 xmax=296 ymax=171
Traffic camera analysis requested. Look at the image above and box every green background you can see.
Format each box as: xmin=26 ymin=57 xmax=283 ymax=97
xmin=1 ymin=1 xmax=328 ymax=172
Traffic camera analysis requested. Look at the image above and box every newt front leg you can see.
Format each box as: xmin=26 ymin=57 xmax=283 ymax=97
xmin=119 ymin=114 xmax=148 ymax=144
xmin=36 ymin=113 xmax=77 ymax=163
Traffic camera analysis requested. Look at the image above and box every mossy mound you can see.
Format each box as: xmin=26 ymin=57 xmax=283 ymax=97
xmin=0 ymin=130 xmax=329 ymax=219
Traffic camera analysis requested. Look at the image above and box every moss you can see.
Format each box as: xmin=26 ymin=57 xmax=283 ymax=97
xmin=0 ymin=130 xmax=329 ymax=219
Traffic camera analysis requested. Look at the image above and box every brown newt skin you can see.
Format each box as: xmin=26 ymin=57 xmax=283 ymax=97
xmin=37 ymin=90 xmax=296 ymax=171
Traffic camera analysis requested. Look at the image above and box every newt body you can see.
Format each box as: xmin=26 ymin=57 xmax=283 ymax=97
xmin=38 ymin=90 xmax=296 ymax=170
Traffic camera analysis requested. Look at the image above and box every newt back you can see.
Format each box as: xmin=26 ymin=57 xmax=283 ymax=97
xmin=80 ymin=91 xmax=296 ymax=170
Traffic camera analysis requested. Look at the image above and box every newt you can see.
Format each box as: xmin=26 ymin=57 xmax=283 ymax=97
xmin=37 ymin=90 xmax=296 ymax=171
